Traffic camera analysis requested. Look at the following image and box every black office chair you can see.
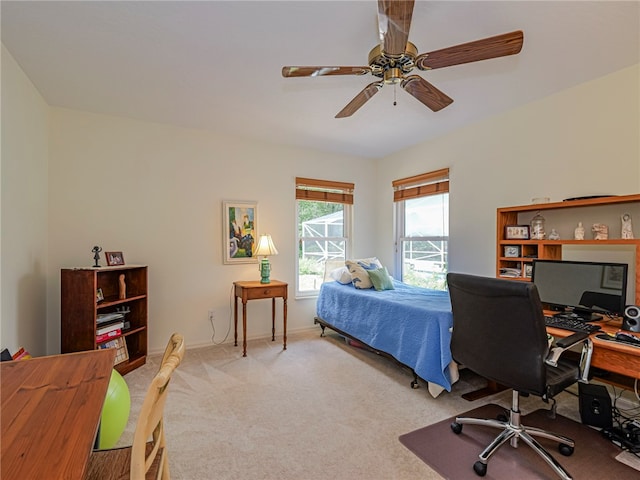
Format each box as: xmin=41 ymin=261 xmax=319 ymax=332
xmin=579 ymin=290 xmax=620 ymax=314
xmin=447 ymin=273 xmax=593 ymax=480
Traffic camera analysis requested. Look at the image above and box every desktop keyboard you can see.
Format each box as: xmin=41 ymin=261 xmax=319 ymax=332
xmin=544 ymin=315 xmax=602 ymax=334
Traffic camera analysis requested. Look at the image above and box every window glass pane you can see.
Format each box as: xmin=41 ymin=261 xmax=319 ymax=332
xmin=398 ymin=193 xmax=449 ymax=290
xmin=401 ymin=239 xmax=448 ymax=290
xmin=297 ymin=200 xmax=347 ymax=295
xmin=405 ymin=195 xmax=449 ymax=237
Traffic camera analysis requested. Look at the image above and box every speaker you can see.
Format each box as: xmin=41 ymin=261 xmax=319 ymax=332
xmin=579 ymin=383 xmax=612 ymax=429
xmin=622 ymin=305 xmax=640 ymax=333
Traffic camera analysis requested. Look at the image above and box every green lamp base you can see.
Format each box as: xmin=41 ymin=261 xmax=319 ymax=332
xmin=260 ymin=258 xmax=271 ymax=284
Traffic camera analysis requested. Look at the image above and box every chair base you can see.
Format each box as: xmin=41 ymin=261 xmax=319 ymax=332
xmin=451 ymin=391 xmax=574 ymax=480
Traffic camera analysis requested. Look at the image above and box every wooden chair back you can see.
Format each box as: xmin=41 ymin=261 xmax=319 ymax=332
xmin=130 ymin=333 xmax=185 ymax=479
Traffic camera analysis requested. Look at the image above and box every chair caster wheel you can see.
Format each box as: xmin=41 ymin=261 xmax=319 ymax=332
xmin=559 ymin=443 xmax=574 ymax=456
xmin=473 ymin=461 xmax=487 ymax=476
xmin=411 ymin=380 xmax=419 ymax=389
xmin=451 ymin=422 xmax=462 ymax=434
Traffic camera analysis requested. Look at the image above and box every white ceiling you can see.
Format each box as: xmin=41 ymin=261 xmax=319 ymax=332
xmin=2 ymin=1 xmax=639 ymax=159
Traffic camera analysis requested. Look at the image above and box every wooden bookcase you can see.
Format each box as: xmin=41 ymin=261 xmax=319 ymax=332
xmin=61 ymin=265 xmax=148 ymax=375
xmin=496 ymin=194 xmax=640 ymax=304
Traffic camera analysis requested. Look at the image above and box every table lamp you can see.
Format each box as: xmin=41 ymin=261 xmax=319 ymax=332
xmin=253 ymin=234 xmax=278 ymax=283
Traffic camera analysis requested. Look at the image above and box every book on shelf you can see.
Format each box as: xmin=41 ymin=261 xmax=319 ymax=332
xmin=97 ymin=320 xmax=125 ymax=335
xmin=96 ymin=312 xmax=124 ymax=325
xmin=96 ymin=329 xmax=122 ymax=343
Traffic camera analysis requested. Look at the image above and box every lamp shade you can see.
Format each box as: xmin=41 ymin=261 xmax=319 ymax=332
xmin=254 ymin=234 xmax=278 ymax=257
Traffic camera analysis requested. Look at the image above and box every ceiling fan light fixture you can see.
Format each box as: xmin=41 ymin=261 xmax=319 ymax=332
xmin=384 ymin=68 xmax=404 ymax=85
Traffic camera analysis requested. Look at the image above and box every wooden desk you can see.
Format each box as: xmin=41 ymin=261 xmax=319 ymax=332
xmin=1 ymin=349 xmax=116 ymax=479
xmin=547 ymin=317 xmax=640 ymax=381
xmin=233 ymin=280 xmax=288 ymax=357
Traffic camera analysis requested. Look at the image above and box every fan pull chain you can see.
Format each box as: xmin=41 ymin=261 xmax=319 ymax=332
xmin=393 ymin=84 xmax=397 ymax=106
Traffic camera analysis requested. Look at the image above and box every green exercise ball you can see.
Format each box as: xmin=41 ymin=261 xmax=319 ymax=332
xmin=99 ymin=369 xmax=131 ymax=449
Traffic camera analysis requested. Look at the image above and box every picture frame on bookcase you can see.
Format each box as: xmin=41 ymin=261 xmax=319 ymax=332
xmin=524 ymin=264 xmax=533 ymax=278
xmin=223 ymin=200 xmax=258 ymax=264
xmin=505 ymin=225 xmax=530 ymax=240
xmin=105 ymin=251 xmax=125 ymax=266
xmin=504 ymin=245 xmax=521 ymax=258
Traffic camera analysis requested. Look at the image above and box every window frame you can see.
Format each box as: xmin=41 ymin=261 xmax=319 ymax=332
xmin=295 ymin=177 xmax=353 ymax=298
xmin=393 ymin=169 xmax=449 ymax=290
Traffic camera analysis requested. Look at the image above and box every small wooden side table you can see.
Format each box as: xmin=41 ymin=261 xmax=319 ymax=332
xmin=233 ymin=280 xmax=288 ymax=357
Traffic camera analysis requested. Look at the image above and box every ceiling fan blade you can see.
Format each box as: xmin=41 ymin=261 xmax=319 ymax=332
xmin=378 ymin=0 xmax=414 ymax=56
xmin=415 ymin=30 xmax=524 ymax=70
xmin=282 ymin=66 xmax=371 ymax=78
xmin=335 ymin=82 xmax=384 ymax=118
xmin=401 ymin=75 xmax=453 ymax=112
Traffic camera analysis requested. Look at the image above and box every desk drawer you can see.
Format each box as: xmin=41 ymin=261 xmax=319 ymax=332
xmin=245 ymin=285 xmax=287 ymax=300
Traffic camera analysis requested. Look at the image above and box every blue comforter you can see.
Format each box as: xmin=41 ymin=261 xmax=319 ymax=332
xmin=316 ymin=279 xmax=454 ymax=391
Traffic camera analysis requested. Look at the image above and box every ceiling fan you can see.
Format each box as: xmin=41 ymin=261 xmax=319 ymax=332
xmin=282 ymin=0 xmax=524 ymax=118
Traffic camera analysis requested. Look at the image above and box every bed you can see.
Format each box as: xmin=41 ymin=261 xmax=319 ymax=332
xmin=315 ymin=278 xmax=459 ymax=397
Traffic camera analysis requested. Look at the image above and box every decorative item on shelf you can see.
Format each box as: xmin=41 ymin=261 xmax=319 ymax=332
xmin=531 ymin=197 xmax=550 ymax=204
xmin=592 ymin=223 xmax=609 ymax=240
xmin=118 ymin=274 xmax=126 ymax=300
xmin=505 ymin=225 xmax=530 ymax=240
xmin=530 ymin=211 xmax=546 ymax=240
xmin=96 ymin=288 xmax=104 ymax=303
xmin=92 ymin=245 xmax=102 ymax=268
xmin=106 ymin=251 xmax=125 ymax=266
xmin=504 ymin=246 xmax=520 ymax=258
xmin=621 ymin=213 xmax=634 ymax=239
xmin=548 ymin=229 xmax=560 ymax=240
xmin=253 ymin=234 xmax=278 ymax=284
xmin=574 ymin=222 xmax=585 ymax=240
xmin=524 ymin=264 xmax=533 ymax=278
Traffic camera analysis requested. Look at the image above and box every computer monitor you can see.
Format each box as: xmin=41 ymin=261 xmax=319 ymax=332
xmin=531 ymin=259 xmax=628 ymax=321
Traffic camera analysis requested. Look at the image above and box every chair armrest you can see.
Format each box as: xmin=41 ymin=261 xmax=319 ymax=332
xmin=545 ymin=332 xmax=593 ymax=382
xmin=555 ymin=331 xmax=589 ymax=349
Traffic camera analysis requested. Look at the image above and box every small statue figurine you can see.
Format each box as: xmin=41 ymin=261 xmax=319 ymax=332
xmin=592 ymin=223 xmax=609 ymax=240
xmin=91 ymin=245 xmax=102 ymax=267
xmin=622 ymin=213 xmax=634 ymax=239
xmin=548 ymin=229 xmax=560 ymax=240
xmin=574 ymin=222 xmax=585 ymax=240
xmin=118 ymin=274 xmax=126 ymax=300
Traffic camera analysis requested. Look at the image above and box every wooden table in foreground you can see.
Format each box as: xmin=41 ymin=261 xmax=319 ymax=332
xmin=1 ymin=348 xmax=115 ymax=479
xmin=233 ymin=279 xmax=288 ymax=357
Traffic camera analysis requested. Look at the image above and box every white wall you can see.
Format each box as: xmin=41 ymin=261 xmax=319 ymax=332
xmin=375 ymin=65 xmax=640 ymax=281
xmin=0 ymin=45 xmax=50 ymax=356
xmin=47 ymin=109 xmax=377 ymax=354
xmin=3 ymin=45 xmax=638 ymax=357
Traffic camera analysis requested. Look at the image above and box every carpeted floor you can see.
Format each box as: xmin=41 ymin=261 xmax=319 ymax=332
xmin=400 ymin=403 xmax=640 ymax=479
xmin=118 ymin=329 xmax=635 ymax=479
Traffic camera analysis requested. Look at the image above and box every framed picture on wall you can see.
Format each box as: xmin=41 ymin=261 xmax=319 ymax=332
xmin=223 ymin=200 xmax=258 ymax=264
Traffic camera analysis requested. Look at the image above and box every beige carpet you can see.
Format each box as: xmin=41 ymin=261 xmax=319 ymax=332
xmin=119 ymin=329 xmax=587 ymax=479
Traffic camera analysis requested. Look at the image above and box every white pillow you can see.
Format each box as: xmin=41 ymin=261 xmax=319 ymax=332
xmin=345 ymin=257 xmax=383 ymax=289
xmin=329 ymin=266 xmax=353 ymax=284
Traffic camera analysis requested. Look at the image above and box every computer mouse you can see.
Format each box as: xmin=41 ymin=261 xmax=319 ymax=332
xmin=615 ymin=331 xmax=640 ymax=345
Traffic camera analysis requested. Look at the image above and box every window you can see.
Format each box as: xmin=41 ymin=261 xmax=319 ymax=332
xmin=296 ymin=177 xmax=353 ymax=296
xmin=393 ymin=168 xmax=449 ymax=290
